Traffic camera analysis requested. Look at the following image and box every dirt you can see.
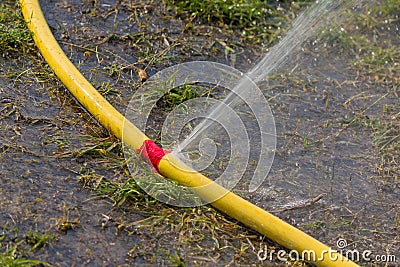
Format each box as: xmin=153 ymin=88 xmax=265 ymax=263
xmin=0 ymin=0 xmax=399 ymax=266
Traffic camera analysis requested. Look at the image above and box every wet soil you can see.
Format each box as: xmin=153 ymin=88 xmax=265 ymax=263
xmin=0 ymin=0 xmax=399 ymax=266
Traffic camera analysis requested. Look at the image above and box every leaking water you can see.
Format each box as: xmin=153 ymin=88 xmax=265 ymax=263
xmin=173 ymin=0 xmax=361 ymax=161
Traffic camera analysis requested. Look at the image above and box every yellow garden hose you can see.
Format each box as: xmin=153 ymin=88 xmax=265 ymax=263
xmin=19 ymin=1 xmax=359 ymax=266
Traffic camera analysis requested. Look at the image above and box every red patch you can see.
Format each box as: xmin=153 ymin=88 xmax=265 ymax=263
xmin=136 ymin=140 xmax=170 ymax=173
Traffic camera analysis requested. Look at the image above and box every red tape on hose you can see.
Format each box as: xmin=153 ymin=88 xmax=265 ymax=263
xmin=136 ymin=140 xmax=170 ymax=173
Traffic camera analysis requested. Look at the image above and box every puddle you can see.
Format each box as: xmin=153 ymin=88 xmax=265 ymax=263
xmin=1 ymin=0 xmax=398 ymax=266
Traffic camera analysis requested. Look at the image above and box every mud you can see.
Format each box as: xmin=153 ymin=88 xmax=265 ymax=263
xmin=0 ymin=0 xmax=398 ymax=266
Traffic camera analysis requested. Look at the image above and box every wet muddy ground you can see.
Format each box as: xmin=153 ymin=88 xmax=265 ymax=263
xmin=1 ymin=0 xmax=399 ymax=266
